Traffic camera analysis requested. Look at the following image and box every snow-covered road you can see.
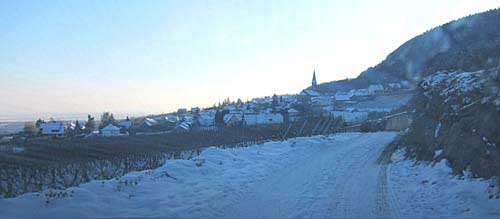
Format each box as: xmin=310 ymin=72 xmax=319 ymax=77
xmin=221 ymin=132 xmax=396 ymax=219
xmin=1 ymin=132 xmax=499 ymax=219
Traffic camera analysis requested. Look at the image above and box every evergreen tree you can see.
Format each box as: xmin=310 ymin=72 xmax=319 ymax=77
xmin=74 ymin=120 xmax=82 ymax=134
xmin=99 ymin=112 xmax=116 ymax=129
xmin=222 ymin=97 xmax=231 ymax=106
xmin=85 ymin=115 xmax=96 ymax=133
xmin=23 ymin=122 xmax=38 ymax=136
xmin=272 ymin=94 xmax=279 ymax=111
xmin=35 ymin=118 xmax=44 ymax=128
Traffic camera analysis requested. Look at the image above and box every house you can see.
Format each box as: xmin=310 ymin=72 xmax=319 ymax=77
xmin=388 ymin=83 xmax=402 ymax=90
xmin=334 ymin=92 xmax=353 ymax=101
xmin=69 ymin=120 xmax=84 ymax=133
xmin=252 ymin=97 xmax=272 ymax=105
xmin=101 ymin=124 xmax=121 ymax=137
xmin=198 ymin=111 xmax=216 ymax=127
xmin=143 ymin=118 xmax=158 ymax=127
xmin=39 ymin=121 xmax=65 ymax=136
xmin=223 ymin=105 xmax=237 ymax=112
xmin=182 ymin=114 xmax=195 ymax=124
xmin=312 ymin=96 xmax=333 ymax=106
xmin=321 ymin=105 xmax=335 ymax=117
xmin=177 ymin=108 xmax=188 ymax=115
xmin=244 ymin=113 xmax=284 ymax=126
xmin=117 ymin=120 xmax=132 ymax=129
xmin=297 ymin=89 xmax=323 ymax=104
xmin=350 ymin=89 xmax=370 ymax=97
xmin=279 ymin=95 xmax=297 ymax=104
xmin=287 ymin=108 xmax=301 ymax=122
xmin=300 ymin=88 xmax=322 ymax=97
xmin=223 ymin=113 xmax=244 ymax=127
xmin=164 ymin=115 xmax=179 ymax=124
xmin=191 ymin=107 xmax=200 ymax=113
xmin=176 ymin=121 xmax=191 ymax=132
xmin=368 ymin=84 xmax=384 ymax=95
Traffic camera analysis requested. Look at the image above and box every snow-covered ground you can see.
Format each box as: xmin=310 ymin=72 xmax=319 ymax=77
xmin=1 ymin=132 xmax=499 ymax=219
xmin=387 ymin=150 xmax=500 ymax=218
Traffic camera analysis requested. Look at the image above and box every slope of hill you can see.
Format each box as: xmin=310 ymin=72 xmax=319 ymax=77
xmin=315 ymin=8 xmax=500 ymax=93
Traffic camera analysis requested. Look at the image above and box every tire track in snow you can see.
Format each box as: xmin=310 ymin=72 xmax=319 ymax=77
xmin=376 ymin=164 xmax=403 ymax=219
xmin=220 ymin=132 xmax=397 ymax=219
xmin=330 ymin=135 xmax=385 ymax=219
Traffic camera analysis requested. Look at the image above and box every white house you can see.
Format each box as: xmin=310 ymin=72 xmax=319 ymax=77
xmin=279 ymin=94 xmax=297 ymax=103
xmin=350 ymin=88 xmax=370 ymax=97
xmin=312 ymin=96 xmax=333 ymax=106
xmin=334 ymin=92 xmax=353 ymax=101
xmin=39 ymin=122 xmax=65 ymax=136
xmin=244 ymin=113 xmax=284 ymax=126
xmin=101 ymin=124 xmax=121 ymax=137
xmin=388 ymin=83 xmax=402 ymax=89
xmin=223 ymin=105 xmax=237 ymax=112
xmin=177 ymin=121 xmax=191 ymax=131
xmin=165 ymin=115 xmax=179 ymax=123
xmin=117 ymin=120 xmax=132 ymax=129
xmin=143 ymin=118 xmax=158 ymax=127
xmin=198 ymin=111 xmax=216 ymax=127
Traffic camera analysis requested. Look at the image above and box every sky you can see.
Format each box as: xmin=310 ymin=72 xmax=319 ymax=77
xmin=0 ymin=0 xmax=498 ymax=121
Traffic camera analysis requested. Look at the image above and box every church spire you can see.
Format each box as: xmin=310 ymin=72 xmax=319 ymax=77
xmin=312 ymin=69 xmax=317 ymax=88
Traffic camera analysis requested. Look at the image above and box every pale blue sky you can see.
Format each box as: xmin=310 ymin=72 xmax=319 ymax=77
xmin=0 ymin=0 xmax=498 ymax=121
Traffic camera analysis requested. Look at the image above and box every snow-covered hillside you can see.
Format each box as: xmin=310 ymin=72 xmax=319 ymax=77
xmin=0 ymin=132 xmax=498 ymax=219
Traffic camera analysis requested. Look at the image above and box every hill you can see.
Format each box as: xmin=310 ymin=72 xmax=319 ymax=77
xmin=315 ymin=8 xmax=500 ymax=93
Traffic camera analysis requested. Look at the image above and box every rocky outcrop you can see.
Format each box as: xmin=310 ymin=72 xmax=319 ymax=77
xmin=393 ymin=67 xmax=500 ymax=178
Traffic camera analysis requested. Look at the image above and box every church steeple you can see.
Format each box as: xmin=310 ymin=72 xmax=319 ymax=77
xmin=312 ymin=69 xmax=317 ymax=88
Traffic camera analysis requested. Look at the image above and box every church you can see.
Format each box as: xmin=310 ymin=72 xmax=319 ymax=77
xmin=299 ymin=69 xmax=322 ymax=97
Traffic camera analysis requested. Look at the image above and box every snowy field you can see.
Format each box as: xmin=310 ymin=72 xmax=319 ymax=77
xmin=1 ymin=132 xmax=499 ymax=219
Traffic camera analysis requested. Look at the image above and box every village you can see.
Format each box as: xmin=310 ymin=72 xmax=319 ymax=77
xmin=0 ymin=70 xmax=413 ymax=143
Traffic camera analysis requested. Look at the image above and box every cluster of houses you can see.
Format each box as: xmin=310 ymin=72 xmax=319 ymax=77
xmin=131 ymin=71 xmax=408 ymax=134
xmin=136 ymin=99 xmax=288 ymax=134
xmin=296 ymin=71 xmax=409 ymax=123
xmin=34 ymin=118 xmax=132 ymax=138
xmin=17 ymin=70 xmax=410 ymax=139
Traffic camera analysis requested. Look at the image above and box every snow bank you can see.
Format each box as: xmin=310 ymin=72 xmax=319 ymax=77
xmin=388 ymin=149 xmax=500 ymax=218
